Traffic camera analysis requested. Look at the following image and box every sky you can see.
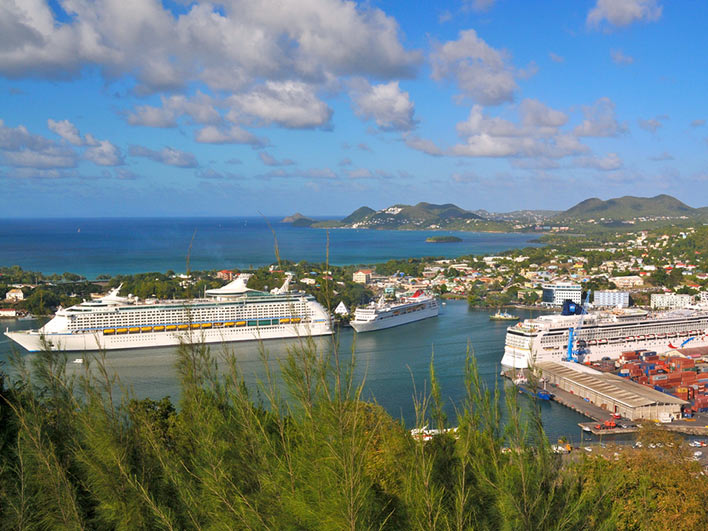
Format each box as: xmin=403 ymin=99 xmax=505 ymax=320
xmin=1 ymin=0 xmax=707 ymax=217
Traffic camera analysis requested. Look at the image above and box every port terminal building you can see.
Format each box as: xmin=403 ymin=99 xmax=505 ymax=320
xmin=536 ymin=361 xmax=687 ymax=421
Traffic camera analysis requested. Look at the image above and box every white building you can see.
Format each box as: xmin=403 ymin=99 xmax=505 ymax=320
xmin=352 ymin=269 xmax=372 ymax=284
xmin=650 ymin=293 xmax=693 ymax=310
xmin=5 ymin=288 xmax=24 ymax=302
xmin=594 ymin=290 xmax=630 ymax=308
xmin=541 ymin=283 xmax=582 ymax=306
xmin=334 ymin=301 xmax=349 ymax=316
xmin=701 ymin=292 xmax=708 ymax=305
xmin=610 ymin=276 xmax=644 ymax=289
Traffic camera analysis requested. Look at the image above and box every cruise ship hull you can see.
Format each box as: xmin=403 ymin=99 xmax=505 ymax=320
xmin=351 ymin=304 xmax=438 ymax=333
xmin=5 ymin=321 xmax=332 ymax=353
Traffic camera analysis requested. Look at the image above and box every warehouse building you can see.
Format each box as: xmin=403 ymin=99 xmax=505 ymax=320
xmin=536 ymin=361 xmax=687 ymax=421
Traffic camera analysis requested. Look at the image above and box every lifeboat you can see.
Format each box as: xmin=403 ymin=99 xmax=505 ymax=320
xmin=129 ymin=327 xmax=140 ymax=333
xmin=141 ymin=326 xmax=152 ymax=332
xmin=646 ymin=334 xmax=655 ymax=340
xmin=626 ymin=336 xmax=635 ymax=341
xmin=599 ymin=338 xmax=608 ymax=345
xmin=291 ymin=317 xmax=302 ymax=323
xmin=588 ymin=339 xmax=597 ymax=346
xmin=154 ymin=325 xmax=165 ymax=332
xmin=637 ymin=335 xmax=645 ymax=341
xmin=679 ymin=331 xmax=689 ymax=337
xmin=213 ymin=322 xmax=223 ymax=328
xmin=166 ymin=325 xmax=177 ymax=331
xmin=689 ymin=330 xmax=697 ymax=336
xmin=235 ymin=321 xmax=246 ymax=327
xmin=657 ymin=333 xmax=666 ymax=339
xmin=103 ymin=329 xmax=115 ymax=335
xmin=190 ymin=323 xmax=200 ymax=329
xmin=668 ymin=332 xmax=677 ymax=338
xmin=201 ymin=323 xmax=212 ymax=329
xmin=224 ymin=322 xmax=235 ymax=327
xmin=177 ymin=324 xmax=188 ymax=330
xmin=280 ymin=318 xmax=291 ymax=324
xmin=116 ymin=328 xmax=128 ymax=334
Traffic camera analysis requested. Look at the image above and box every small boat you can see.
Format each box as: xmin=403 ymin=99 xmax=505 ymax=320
xmin=489 ymin=310 xmax=520 ymax=321
xmin=73 ymin=358 xmax=83 ymax=364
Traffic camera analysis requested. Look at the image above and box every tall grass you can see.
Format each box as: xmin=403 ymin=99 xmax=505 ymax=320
xmin=1 ymin=333 xmax=707 ymax=530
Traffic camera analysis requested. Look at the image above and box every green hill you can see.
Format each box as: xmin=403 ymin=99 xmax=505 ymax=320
xmin=557 ymin=194 xmax=696 ymax=221
xmin=343 ymin=202 xmax=484 ymax=229
xmin=341 ymin=206 xmax=375 ymax=225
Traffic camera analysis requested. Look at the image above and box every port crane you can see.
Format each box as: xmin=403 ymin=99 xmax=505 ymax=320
xmin=566 ymin=289 xmax=592 ymax=363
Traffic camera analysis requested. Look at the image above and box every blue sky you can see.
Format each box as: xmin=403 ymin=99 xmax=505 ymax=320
xmin=1 ymin=0 xmax=707 ymax=217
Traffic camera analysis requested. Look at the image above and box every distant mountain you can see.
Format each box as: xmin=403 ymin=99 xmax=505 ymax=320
xmin=339 ymin=202 xmax=484 ymax=229
xmin=341 ymin=206 xmax=375 ymax=225
xmin=281 ymin=213 xmax=316 ymax=227
xmin=557 ymin=195 xmax=697 ymax=221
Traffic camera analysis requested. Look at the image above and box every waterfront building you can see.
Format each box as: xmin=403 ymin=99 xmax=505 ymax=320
xmin=541 ymin=282 xmax=582 ymax=306
xmin=5 ymin=288 xmax=24 ymax=302
xmin=650 ymin=293 xmax=693 ymax=310
xmin=610 ymin=276 xmax=644 ymax=289
xmin=594 ymin=290 xmax=630 ymax=308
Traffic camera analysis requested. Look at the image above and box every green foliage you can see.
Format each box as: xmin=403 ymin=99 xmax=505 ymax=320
xmin=1 ymin=338 xmax=707 ymax=529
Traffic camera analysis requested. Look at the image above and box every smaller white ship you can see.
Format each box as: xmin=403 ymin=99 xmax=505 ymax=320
xmin=350 ymin=291 xmax=439 ymax=333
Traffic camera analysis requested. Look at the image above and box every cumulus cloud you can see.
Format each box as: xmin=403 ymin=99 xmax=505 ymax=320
xmin=84 ymin=139 xmax=124 ymax=166
xmin=127 ymin=92 xmax=220 ymax=128
xmin=0 ymin=1 xmax=420 ymax=92
xmin=574 ymin=97 xmax=627 ymax=137
xmin=259 ymin=152 xmax=295 ymax=167
xmin=0 ymin=119 xmax=78 ymax=169
xmin=194 ymin=125 xmax=265 ymax=147
xmin=404 ymin=135 xmax=444 ymax=156
xmin=574 ymin=153 xmax=623 ymax=171
xmin=129 ymin=145 xmax=198 ymax=168
xmin=227 ymin=81 xmax=332 ymax=129
xmin=587 ymin=0 xmax=662 ymax=29
xmin=430 ymin=29 xmax=519 ymax=106
xmin=452 ymin=102 xmax=586 ymax=159
xmin=637 ymin=115 xmax=668 ymax=133
xmin=611 ymin=49 xmax=635 ymax=65
xmin=349 ymin=79 xmax=416 ymax=131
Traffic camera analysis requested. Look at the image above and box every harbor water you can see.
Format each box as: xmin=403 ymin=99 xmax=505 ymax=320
xmin=0 ymin=301 xmax=593 ymax=443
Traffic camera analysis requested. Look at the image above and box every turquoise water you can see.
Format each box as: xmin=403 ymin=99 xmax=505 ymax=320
xmin=0 ymin=301 xmax=592 ymax=443
xmin=0 ymin=217 xmax=540 ymax=277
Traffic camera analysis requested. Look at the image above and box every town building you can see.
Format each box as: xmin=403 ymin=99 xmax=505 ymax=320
xmin=352 ymin=269 xmax=372 ymax=284
xmin=650 ymin=293 xmax=693 ymax=310
xmin=541 ymin=282 xmax=582 ymax=306
xmin=593 ymin=290 xmax=630 ymax=308
xmin=5 ymin=288 xmax=24 ymax=302
xmin=216 ymin=270 xmax=234 ymax=281
xmin=610 ymin=275 xmax=644 ymax=289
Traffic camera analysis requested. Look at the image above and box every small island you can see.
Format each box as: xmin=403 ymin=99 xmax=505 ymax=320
xmin=425 ymin=235 xmax=462 ymax=243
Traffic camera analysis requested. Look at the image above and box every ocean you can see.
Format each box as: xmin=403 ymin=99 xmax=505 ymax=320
xmin=0 ymin=302 xmax=593 ymax=444
xmin=0 ymin=217 xmax=540 ymax=277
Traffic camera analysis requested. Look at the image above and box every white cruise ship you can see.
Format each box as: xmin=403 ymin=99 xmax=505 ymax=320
xmin=5 ymin=275 xmax=332 ymax=352
xmin=501 ymin=307 xmax=708 ymax=369
xmin=350 ymin=291 xmax=439 ymax=333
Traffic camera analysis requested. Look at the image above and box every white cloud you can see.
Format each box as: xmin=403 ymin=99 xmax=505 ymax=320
xmin=587 ymin=0 xmax=662 ymax=29
xmin=649 ymin=151 xmax=674 ymax=161
xmin=0 ymin=1 xmax=420 ymax=92
xmin=574 ymin=97 xmax=627 ymax=137
xmin=129 ymin=145 xmax=198 ymax=168
xmin=228 ymin=81 xmax=332 ymax=129
xmin=349 ymin=79 xmax=416 ymax=131
xmin=611 ymin=49 xmax=634 ymax=65
xmin=637 ymin=115 xmax=667 ymax=133
xmin=47 ymin=119 xmax=86 ymax=146
xmin=574 ymin=153 xmax=623 ymax=171
xmin=348 ymin=168 xmax=373 ymax=179
xmin=127 ymin=92 xmax=220 ymax=128
xmin=84 ymin=139 xmax=124 ymax=166
xmin=430 ymin=29 xmax=518 ymax=105
xmin=194 ymin=125 xmax=265 ymax=146
xmin=404 ymin=135 xmax=443 ymax=156
xmin=259 ymin=152 xmax=295 ymax=167
xmin=549 ymin=52 xmax=565 ymax=63
xmin=464 ymin=0 xmax=497 ymax=13
xmin=690 ymin=119 xmax=705 ymax=127
xmin=0 ymin=119 xmax=78 ymax=169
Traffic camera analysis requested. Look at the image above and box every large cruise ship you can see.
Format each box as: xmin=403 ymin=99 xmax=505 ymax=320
xmin=350 ymin=291 xmax=439 ymax=333
xmin=501 ymin=307 xmax=708 ymax=369
xmin=5 ymin=275 xmax=332 ymax=352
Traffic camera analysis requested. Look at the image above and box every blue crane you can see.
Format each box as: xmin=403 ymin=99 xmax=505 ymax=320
xmin=566 ymin=289 xmax=592 ymax=363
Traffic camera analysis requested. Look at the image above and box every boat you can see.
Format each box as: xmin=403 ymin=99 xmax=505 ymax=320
xmin=350 ymin=290 xmax=439 ymax=333
xmin=489 ymin=310 xmax=520 ymax=321
xmin=4 ymin=274 xmax=332 ymax=352
xmin=501 ymin=307 xmax=708 ymax=369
